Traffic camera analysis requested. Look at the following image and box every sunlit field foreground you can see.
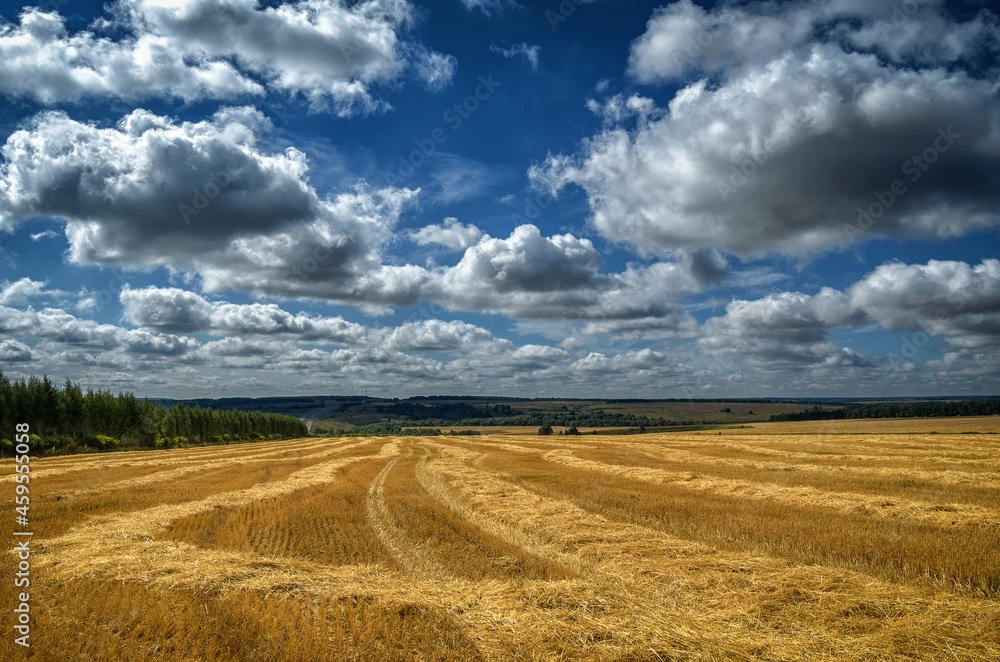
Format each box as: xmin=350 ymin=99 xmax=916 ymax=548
xmin=4 ymin=418 xmax=1000 ymax=660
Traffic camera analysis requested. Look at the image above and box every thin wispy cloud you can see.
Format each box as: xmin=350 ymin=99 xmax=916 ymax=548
xmin=490 ymin=41 xmax=540 ymax=69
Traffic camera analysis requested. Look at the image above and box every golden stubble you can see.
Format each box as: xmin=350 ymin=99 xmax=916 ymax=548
xmin=4 ymin=419 xmax=998 ymax=661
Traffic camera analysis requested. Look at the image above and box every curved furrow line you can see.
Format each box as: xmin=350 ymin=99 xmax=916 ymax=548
xmin=32 ymin=438 xmax=714 ymax=660
xmin=464 ymin=438 xmax=601 ymax=455
xmin=34 ymin=443 xmax=416 ymax=599
xmin=35 ymin=525 xmax=706 ymax=662
xmin=608 ymin=441 xmax=1000 ymax=489
xmin=720 ymin=439 xmax=1000 ymax=463
xmin=418 ymin=440 xmax=1000 ymax=660
xmin=29 ymin=436 xmax=324 ymax=470
xmin=697 ymin=438 xmax=1000 ymax=468
xmin=29 ymin=435 xmax=1000 ymax=661
xmin=421 ymin=443 xmax=713 ymax=570
xmin=586 ymin=431 xmax=999 ymax=463
xmin=544 ymin=448 xmax=1000 ymax=527
xmin=367 ymin=442 xmax=711 ymax=660
xmin=364 ymin=446 xmax=449 ymax=579
xmin=37 ymin=440 xmax=404 ymax=560
xmin=52 ymin=438 xmax=374 ymax=497
xmin=0 ymin=437 xmax=343 ymax=483
xmin=413 ymin=443 xmax=587 ymax=577
xmin=732 ymin=433 xmax=1000 ymax=453
xmin=384 ymin=444 xmax=670 ymax=659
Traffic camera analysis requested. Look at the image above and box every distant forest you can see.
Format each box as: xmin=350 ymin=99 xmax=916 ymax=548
xmin=0 ymin=373 xmax=308 ymax=456
xmin=334 ymin=398 xmax=1000 ymax=433
xmin=770 ymin=401 xmax=1000 ymax=422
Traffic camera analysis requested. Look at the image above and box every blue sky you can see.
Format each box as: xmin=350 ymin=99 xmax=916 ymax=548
xmin=0 ymin=0 xmax=998 ymax=398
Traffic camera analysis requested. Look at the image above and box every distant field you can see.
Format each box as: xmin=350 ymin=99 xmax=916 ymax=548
xmin=3 ymin=417 xmax=998 ymax=660
xmin=732 ymin=415 xmax=1000 ymax=434
xmin=506 ymin=399 xmax=820 ymax=420
xmin=311 ymin=399 xmax=824 ymax=431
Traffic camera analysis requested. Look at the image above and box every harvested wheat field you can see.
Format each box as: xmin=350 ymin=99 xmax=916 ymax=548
xmin=3 ymin=417 xmax=1000 ymax=660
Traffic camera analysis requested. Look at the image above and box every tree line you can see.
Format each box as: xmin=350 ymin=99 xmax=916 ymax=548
xmin=355 ymin=401 xmax=679 ymax=430
xmin=0 ymin=373 xmax=308 ymax=456
xmin=341 ymin=412 xmax=680 ymax=431
xmin=768 ymin=401 xmax=1000 ymax=422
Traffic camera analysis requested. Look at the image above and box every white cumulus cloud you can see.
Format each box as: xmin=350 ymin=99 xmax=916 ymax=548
xmin=0 ymin=0 xmax=453 ymax=113
xmin=534 ymin=0 xmax=1000 ymax=257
